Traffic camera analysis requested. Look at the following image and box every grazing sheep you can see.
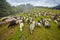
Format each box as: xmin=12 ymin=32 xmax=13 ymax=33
xmin=47 ymin=18 xmax=51 ymax=22
xmin=21 ymin=17 xmax=25 ymax=23
xmin=16 ymin=19 xmax=23 ymax=23
xmin=45 ymin=17 xmax=51 ymax=22
xmin=37 ymin=23 xmax=42 ymax=27
xmin=44 ymin=21 xmax=50 ymax=28
xmin=2 ymin=17 xmax=16 ymax=23
xmin=27 ymin=18 xmax=32 ymax=24
xmin=30 ymin=21 xmax=35 ymax=34
xmin=54 ymin=20 xmax=58 ymax=24
xmin=3 ymin=19 xmax=12 ymax=23
xmin=2 ymin=17 xmax=12 ymax=21
xmin=17 ymin=17 xmax=20 ymax=20
xmin=36 ymin=20 xmax=42 ymax=27
xmin=19 ymin=22 xmax=24 ymax=32
xmin=8 ymin=20 xmax=17 ymax=28
xmin=13 ymin=16 xmax=17 ymax=19
xmin=16 ymin=19 xmax=24 ymax=31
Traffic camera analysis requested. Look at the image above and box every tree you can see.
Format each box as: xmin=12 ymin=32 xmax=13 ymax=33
xmin=0 ymin=0 xmax=11 ymax=17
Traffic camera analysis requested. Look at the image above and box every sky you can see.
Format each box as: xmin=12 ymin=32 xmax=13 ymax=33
xmin=6 ymin=0 xmax=60 ymax=7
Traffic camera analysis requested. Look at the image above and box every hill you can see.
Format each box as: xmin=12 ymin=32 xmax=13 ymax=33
xmin=15 ymin=4 xmax=33 ymax=13
xmin=51 ymin=5 xmax=60 ymax=10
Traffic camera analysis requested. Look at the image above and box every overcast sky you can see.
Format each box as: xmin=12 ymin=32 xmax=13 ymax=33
xmin=6 ymin=0 xmax=60 ymax=7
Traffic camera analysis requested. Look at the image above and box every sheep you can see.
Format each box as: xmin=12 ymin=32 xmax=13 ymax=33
xmin=2 ymin=17 xmax=9 ymax=22
xmin=3 ymin=18 xmax=12 ymax=23
xmin=19 ymin=22 xmax=24 ymax=32
xmin=16 ymin=19 xmax=24 ymax=32
xmin=36 ymin=20 xmax=42 ymax=27
xmin=27 ymin=18 xmax=33 ymax=24
xmin=45 ymin=17 xmax=51 ymax=22
xmin=16 ymin=19 xmax=23 ymax=24
xmin=2 ymin=17 xmax=16 ymax=23
xmin=44 ymin=21 xmax=50 ymax=28
xmin=29 ymin=21 xmax=35 ymax=34
xmin=40 ymin=18 xmax=45 ymax=26
xmin=21 ymin=17 xmax=25 ymax=23
xmin=47 ymin=18 xmax=51 ymax=22
xmin=54 ymin=20 xmax=58 ymax=24
xmin=37 ymin=22 xmax=42 ymax=27
xmin=8 ymin=20 xmax=17 ymax=28
xmin=13 ymin=16 xmax=18 ymax=19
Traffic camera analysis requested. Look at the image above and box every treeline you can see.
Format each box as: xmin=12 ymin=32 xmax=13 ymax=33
xmin=0 ymin=0 xmax=10 ymax=17
xmin=0 ymin=0 xmax=20 ymax=18
xmin=0 ymin=0 xmax=33 ymax=18
xmin=0 ymin=0 xmax=18 ymax=18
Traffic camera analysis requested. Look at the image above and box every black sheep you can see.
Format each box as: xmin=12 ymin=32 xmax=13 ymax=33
xmin=27 ymin=19 xmax=31 ymax=24
xmin=8 ymin=20 xmax=17 ymax=28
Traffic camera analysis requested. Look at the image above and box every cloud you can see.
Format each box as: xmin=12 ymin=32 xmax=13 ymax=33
xmin=6 ymin=0 xmax=60 ymax=7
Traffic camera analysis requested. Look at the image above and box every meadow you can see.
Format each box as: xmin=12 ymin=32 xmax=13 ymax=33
xmin=0 ymin=8 xmax=60 ymax=40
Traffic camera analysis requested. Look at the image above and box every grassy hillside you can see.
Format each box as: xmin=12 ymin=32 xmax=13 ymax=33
xmin=0 ymin=8 xmax=60 ymax=40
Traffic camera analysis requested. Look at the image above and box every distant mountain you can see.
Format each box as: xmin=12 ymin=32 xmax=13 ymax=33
xmin=25 ymin=4 xmax=33 ymax=9
xmin=15 ymin=4 xmax=33 ymax=13
xmin=51 ymin=5 xmax=60 ymax=9
xmin=34 ymin=5 xmax=60 ymax=10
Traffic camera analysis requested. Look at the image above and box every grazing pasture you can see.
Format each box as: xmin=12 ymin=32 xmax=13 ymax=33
xmin=0 ymin=8 xmax=60 ymax=40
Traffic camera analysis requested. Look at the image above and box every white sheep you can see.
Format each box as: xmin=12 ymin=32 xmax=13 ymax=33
xmin=37 ymin=22 xmax=42 ymax=27
xmin=30 ymin=21 xmax=35 ymax=34
xmin=16 ymin=19 xmax=24 ymax=32
xmin=16 ymin=19 xmax=22 ymax=24
xmin=19 ymin=22 xmax=24 ymax=32
xmin=2 ymin=17 xmax=16 ymax=23
xmin=44 ymin=21 xmax=50 ymax=28
xmin=54 ymin=20 xmax=58 ymax=24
